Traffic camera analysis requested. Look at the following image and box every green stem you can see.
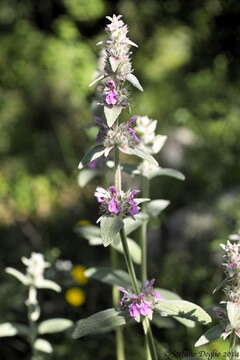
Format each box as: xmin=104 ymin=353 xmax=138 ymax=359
xmin=27 ymin=287 xmax=38 ymax=360
xmin=113 ymin=146 xmax=126 ymax=360
xmin=110 ymin=246 xmax=125 ymax=360
xmin=114 ymin=147 xmax=121 ymax=193
xmin=116 ymin=147 xmax=158 ymax=360
xmin=120 ymin=227 xmax=140 ymax=293
xmin=140 ymin=176 xmax=153 ymax=358
xmin=140 ymin=176 xmax=150 ymax=283
xmin=229 ymin=334 xmax=238 ymax=360
xmin=120 ymin=228 xmax=158 ymax=360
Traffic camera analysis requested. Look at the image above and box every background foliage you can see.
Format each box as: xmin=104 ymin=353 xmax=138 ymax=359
xmin=0 ymin=0 xmax=240 ymax=358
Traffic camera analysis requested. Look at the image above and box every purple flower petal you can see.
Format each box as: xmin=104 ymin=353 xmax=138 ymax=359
xmin=108 ymin=186 xmax=117 ymax=194
xmin=108 ymin=198 xmax=121 ymax=214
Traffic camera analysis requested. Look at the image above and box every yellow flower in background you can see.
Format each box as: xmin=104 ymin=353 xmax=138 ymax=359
xmin=71 ymin=265 xmax=88 ymax=284
xmin=65 ymin=287 xmax=86 ymax=306
xmin=78 ymin=219 xmax=91 ymax=226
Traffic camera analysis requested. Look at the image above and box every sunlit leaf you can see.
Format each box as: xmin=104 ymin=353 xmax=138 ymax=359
xmin=78 ymin=169 xmax=98 ymax=187
xmin=146 ymin=199 xmax=170 ymax=217
xmin=34 ymin=338 xmax=53 ymax=354
xmin=195 ymin=325 xmax=223 ymax=347
xmin=5 ymin=267 xmax=28 ymax=286
xmin=78 ymin=145 xmax=105 ymax=170
xmin=104 ymin=106 xmax=122 ymax=127
xmin=100 ymin=216 xmax=124 ymax=247
xmin=37 ymin=279 xmax=61 ymax=292
xmin=112 ymin=237 xmax=141 ymax=264
xmin=77 ymin=221 xmax=143 ymax=263
xmin=0 ymin=322 xmax=29 ymax=337
xmin=126 ymin=73 xmax=143 ymax=91
xmin=120 ymin=146 xmax=158 ymax=166
xmin=155 ymin=300 xmax=212 ymax=325
xmin=38 ymin=318 xmax=73 ymax=334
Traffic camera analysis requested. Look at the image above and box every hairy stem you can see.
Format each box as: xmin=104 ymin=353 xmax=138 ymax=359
xmin=120 ymin=227 xmax=158 ymax=360
xmin=116 ymin=146 xmax=158 ymax=360
xmin=27 ymin=286 xmax=38 ymax=360
xmin=229 ymin=334 xmax=238 ymax=360
xmin=113 ymin=146 xmax=125 ymax=360
xmin=140 ymin=176 xmax=152 ymax=358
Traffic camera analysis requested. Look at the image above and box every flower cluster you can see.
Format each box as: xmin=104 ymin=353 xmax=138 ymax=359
xmin=119 ymin=279 xmax=162 ymax=322
xmin=90 ymin=14 xmax=142 ymax=110
xmin=22 ymin=252 xmax=50 ymax=285
xmin=135 ymin=116 xmax=167 ymax=155
xmin=95 ymin=116 xmax=140 ymax=155
xmin=220 ymin=239 xmax=240 ymax=278
xmin=94 ymin=185 xmax=140 ymax=218
xmin=214 ymin=233 xmax=240 ymax=340
xmin=103 ymin=14 xmax=137 ymax=81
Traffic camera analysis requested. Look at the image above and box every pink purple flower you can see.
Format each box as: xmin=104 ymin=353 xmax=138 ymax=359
xmin=94 ymin=186 xmax=141 ymax=218
xmin=105 ymin=80 xmax=118 ymax=105
xmin=119 ymin=279 xmax=162 ymax=322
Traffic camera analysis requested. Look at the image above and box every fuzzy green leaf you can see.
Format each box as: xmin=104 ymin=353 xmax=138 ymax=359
xmin=156 ymin=288 xmax=195 ymax=327
xmin=34 ymin=338 xmax=53 ymax=354
xmin=120 ymin=146 xmax=158 ymax=166
xmin=100 ymin=216 xmax=124 ymax=247
xmin=78 ymin=145 xmax=105 ymax=170
xmin=155 ymin=300 xmax=212 ymax=325
xmin=38 ymin=319 xmax=73 ymax=335
xmin=144 ymin=166 xmax=185 ymax=181
xmin=104 ymin=106 xmax=122 ymax=127
xmin=112 ymin=237 xmax=141 ymax=264
xmin=195 ymin=325 xmax=223 ymax=347
xmin=152 ymin=314 xmax=175 ymax=329
xmin=156 ymin=288 xmax=181 ymax=300
xmin=146 ymin=199 xmax=170 ymax=217
xmin=126 ymin=73 xmax=143 ymax=91
xmin=85 ymin=267 xmax=133 ymax=288
xmin=0 ymin=322 xmax=29 ymax=337
xmin=73 ymin=308 xmax=128 ymax=339
xmin=5 ymin=267 xmax=29 ymax=285
xmin=37 ymin=279 xmax=61 ymax=292
xmin=76 ymin=225 xmax=102 ymax=245
xmin=78 ymin=169 xmax=98 ymax=187
xmin=123 ymin=213 xmax=149 ymax=235
xmin=77 ymin=224 xmax=141 ymax=263
xmin=109 ymin=57 xmax=120 ymax=72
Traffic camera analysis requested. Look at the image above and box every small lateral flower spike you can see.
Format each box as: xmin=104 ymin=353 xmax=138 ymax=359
xmin=94 ymin=185 xmax=140 ymax=219
xmin=195 ymin=231 xmax=240 ymax=347
xmin=119 ymin=279 xmax=162 ymax=323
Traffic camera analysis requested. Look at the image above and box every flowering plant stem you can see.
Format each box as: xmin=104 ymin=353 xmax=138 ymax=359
xmin=114 ymin=144 xmax=158 ymax=359
xmin=119 ymin=227 xmax=158 ymax=360
xmin=140 ymin=176 xmax=151 ymax=359
xmin=112 ymin=145 xmax=126 ymax=360
xmin=27 ymin=286 xmax=38 ymax=360
xmin=229 ymin=334 xmax=237 ymax=360
xmin=110 ymin=246 xmax=125 ymax=360
xmin=140 ymin=176 xmax=150 ymax=283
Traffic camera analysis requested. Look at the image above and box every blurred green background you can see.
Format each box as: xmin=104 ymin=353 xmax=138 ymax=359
xmin=0 ymin=0 xmax=240 ymax=358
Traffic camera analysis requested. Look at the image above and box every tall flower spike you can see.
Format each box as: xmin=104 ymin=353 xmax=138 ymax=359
xmin=89 ymin=14 xmax=143 ymax=127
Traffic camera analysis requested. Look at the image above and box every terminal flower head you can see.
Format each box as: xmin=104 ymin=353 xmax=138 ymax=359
xmin=220 ymin=240 xmax=240 ymax=277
